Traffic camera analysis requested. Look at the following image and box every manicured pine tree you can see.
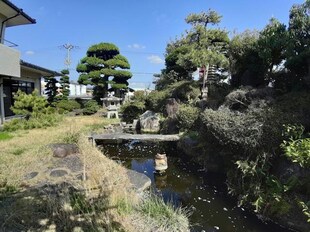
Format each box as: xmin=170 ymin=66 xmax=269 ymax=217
xmin=60 ymin=69 xmax=70 ymax=100
xmin=44 ymin=77 xmax=58 ymax=105
xmin=76 ymin=42 xmax=132 ymax=101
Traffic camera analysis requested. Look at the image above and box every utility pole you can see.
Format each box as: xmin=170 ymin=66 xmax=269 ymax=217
xmin=59 ymin=43 xmax=79 ymax=69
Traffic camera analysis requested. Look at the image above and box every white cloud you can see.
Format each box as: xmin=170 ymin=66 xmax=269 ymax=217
xmin=147 ymin=55 xmax=164 ymax=64
xmin=25 ymin=50 xmax=35 ymax=55
xmin=128 ymin=43 xmax=146 ymax=49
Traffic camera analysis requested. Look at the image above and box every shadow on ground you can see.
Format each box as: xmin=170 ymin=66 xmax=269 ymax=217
xmin=0 ymin=183 xmax=123 ymax=232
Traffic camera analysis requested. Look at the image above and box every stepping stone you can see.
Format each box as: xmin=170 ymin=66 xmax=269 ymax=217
xmin=50 ymin=169 xmax=68 ymax=178
xmin=24 ymin=171 xmax=38 ymax=180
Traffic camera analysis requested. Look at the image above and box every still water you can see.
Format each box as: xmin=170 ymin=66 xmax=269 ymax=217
xmin=99 ymin=141 xmax=293 ymax=232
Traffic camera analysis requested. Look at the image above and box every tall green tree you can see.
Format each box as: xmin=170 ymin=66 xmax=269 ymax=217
xmin=178 ymin=10 xmax=229 ymax=72
xmin=156 ymin=10 xmax=229 ymax=91
xmin=60 ymin=69 xmax=70 ymax=99
xmin=77 ymin=43 xmax=132 ymax=101
xmin=257 ymin=18 xmax=287 ymax=80
xmin=286 ymin=0 xmax=310 ymax=83
xmin=44 ymin=77 xmax=58 ymax=105
xmin=229 ymin=30 xmax=260 ymax=86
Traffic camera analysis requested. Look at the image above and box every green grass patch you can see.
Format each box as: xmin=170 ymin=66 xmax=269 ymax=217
xmin=0 ymin=132 xmax=13 ymax=141
xmin=116 ymin=197 xmax=134 ymax=215
xmin=84 ymin=118 xmax=120 ymax=132
xmin=138 ymin=194 xmax=190 ymax=231
xmin=11 ymin=148 xmax=25 ymax=156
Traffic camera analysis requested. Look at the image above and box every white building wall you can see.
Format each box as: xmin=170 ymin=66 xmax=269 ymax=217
xmin=0 ymin=44 xmax=21 ymax=77
xmin=69 ymin=83 xmax=87 ymax=96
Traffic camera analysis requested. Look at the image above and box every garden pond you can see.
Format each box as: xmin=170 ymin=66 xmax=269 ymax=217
xmin=98 ymin=140 xmax=294 ymax=232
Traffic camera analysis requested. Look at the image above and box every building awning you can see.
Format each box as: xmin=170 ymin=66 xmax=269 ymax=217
xmin=0 ymin=0 xmax=36 ymax=27
xmin=20 ymin=60 xmax=62 ymax=77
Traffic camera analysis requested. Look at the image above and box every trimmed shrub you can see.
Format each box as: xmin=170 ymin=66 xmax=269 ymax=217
xmin=145 ymin=90 xmax=168 ymax=113
xmin=11 ymin=90 xmax=49 ymax=118
xmin=56 ymin=100 xmax=81 ymax=114
xmin=3 ymin=114 xmax=62 ymax=132
xmin=176 ymin=104 xmax=200 ymax=131
xmin=83 ymin=100 xmax=100 ymax=115
xmin=120 ymin=101 xmax=145 ymax=123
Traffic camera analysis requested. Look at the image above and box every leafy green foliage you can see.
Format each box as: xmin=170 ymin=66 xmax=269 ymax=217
xmin=11 ymin=90 xmax=51 ymax=118
xmin=56 ymin=100 xmax=81 ymax=114
xmin=257 ymin=18 xmax=287 ymax=80
xmin=201 ymin=107 xmax=267 ymax=152
xmin=231 ymin=156 xmax=296 ymax=216
xmin=285 ymin=0 xmax=310 ymax=79
xmin=298 ymin=201 xmax=310 ymax=223
xmin=120 ymin=101 xmax=145 ymax=123
xmin=229 ymin=30 xmax=265 ymax=87
xmin=83 ymin=100 xmax=100 ymax=115
xmin=229 ymin=1 xmax=310 ymax=89
xmin=178 ymin=12 xmax=230 ymax=69
xmin=185 ymin=10 xmax=222 ymax=27
xmin=176 ymin=104 xmax=200 ymax=131
xmin=281 ymin=124 xmax=310 ymax=168
xmin=3 ymin=90 xmax=61 ymax=131
xmin=3 ymin=114 xmax=61 ymax=132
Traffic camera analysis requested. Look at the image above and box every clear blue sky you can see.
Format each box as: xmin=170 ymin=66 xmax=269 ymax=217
xmin=6 ymin=0 xmax=304 ymax=89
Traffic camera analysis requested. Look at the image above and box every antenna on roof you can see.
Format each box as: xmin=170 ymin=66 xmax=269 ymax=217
xmin=59 ymin=43 xmax=79 ymax=69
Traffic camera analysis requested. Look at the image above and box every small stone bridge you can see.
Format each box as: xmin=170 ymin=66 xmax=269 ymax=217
xmin=90 ymin=133 xmax=180 ymax=143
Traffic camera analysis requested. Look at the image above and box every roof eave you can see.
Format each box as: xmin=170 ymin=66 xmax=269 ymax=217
xmin=20 ymin=60 xmax=62 ymax=77
xmin=2 ymin=0 xmax=36 ymax=25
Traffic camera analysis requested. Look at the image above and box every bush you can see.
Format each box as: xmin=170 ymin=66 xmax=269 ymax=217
xmin=176 ymin=104 xmax=200 ymax=131
xmin=201 ymin=107 xmax=267 ymax=153
xmin=3 ymin=114 xmax=62 ymax=132
xmin=56 ymin=100 xmax=81 ymax=114
xmin=120 ymin=101 xmax=145 ymax=123
xmin=281 ymin=124 xmax=310 ymax=168
xmin=11 ymin=90 xmax=50 ymax=118
xmin=145 ymin=90 xmax=168 ymax=113
xmin=83 ymin=100 xmax=100 ymax=115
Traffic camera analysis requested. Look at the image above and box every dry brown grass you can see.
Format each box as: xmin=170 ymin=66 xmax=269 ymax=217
xmin=0 ymin=116 xmax=118 ymax=186
xmin=0 ymin=115 xmax=189 ymax=232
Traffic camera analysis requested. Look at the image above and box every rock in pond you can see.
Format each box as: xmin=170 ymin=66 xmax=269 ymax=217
xmin=127 ymin=169 xmax=151 ymax=192
xmin=138 ymin=110 xmax=160 ymax=133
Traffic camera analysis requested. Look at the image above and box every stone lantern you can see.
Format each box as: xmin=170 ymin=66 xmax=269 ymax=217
xmin=101 ymin=96 xmax=122 ymax=119
xmin=154 ymin=153 xmax=168 ymax=173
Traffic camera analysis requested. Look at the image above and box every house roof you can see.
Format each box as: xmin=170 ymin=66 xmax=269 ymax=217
xmin=20 ymin=60 xmax=62 ymax=77
xmin=0 ymin=0 xmax=36 ymax=27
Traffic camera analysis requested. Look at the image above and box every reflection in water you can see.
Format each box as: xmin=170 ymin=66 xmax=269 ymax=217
xmin=154 ymin=173 xmax=168 ymax=189
xmin=99 ymin=141 xmax=293 ymax=232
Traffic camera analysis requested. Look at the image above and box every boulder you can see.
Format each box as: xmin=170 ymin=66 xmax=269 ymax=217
xmin=166 ymin=98 xmax=179 ymax=119
xmin=138 ymin=110 xmax=160 ymax=133
xmin=49 ymin=143 xmax=79 ymax=158
xmin=127 ymin=170 xmax=151 ymax=192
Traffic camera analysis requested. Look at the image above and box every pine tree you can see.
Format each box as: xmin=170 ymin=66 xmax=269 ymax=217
xmin=60 ymin=69 xmax=70 ymax=99
xmin=44 ymin=77 xmax=58 ymax=105
xmin=76 ymin=42 xmax=132 ymax=101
